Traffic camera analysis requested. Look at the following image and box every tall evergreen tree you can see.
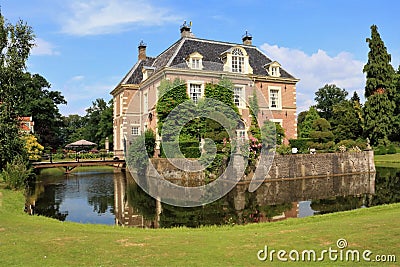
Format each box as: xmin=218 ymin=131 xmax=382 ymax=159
xmin=350 ymin=91 xmax=361 ymax=103
xmin=363 ymin=25 xmax=395 ymax=98
xmin=391 ymin=66 xmax=400 ymax=142
xmin=363 ymin=25 xmax=396 ymax=145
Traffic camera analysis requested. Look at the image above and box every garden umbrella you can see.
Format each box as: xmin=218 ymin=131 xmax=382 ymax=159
xmin=65 ymin=140 xmax=97 ymax=161
xmin=65 ymin=139 xmax=97 ymax=148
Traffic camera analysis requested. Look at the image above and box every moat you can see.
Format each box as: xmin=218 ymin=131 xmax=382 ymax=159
xmin=25 ymin=165 xmax=399 ymax=227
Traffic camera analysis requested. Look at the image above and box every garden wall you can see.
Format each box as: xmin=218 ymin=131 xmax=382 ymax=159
xmin=149 ymin=151 xmax=375 ymax=184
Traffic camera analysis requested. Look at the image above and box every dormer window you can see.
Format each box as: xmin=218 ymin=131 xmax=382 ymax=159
xmin=232 ymin=48 xmax=244 ymax=73
xmin=191 ymin=58 xmax=200 ymax=69
xmin=187 ymin=52 xmax=203 ymax=70
xmin=271 ymin=66 xmax=278 ymax=76
xmin=221 ymin=46 xmax=253 ymax=74
xmin=142 ymin=66 xmax=155 ymax=81
xmin=265 ymin=61 xmax=281 ymax=77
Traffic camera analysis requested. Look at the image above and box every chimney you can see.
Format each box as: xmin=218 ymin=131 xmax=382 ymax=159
xmin=180 ymin=21 xmax=194 ymax=38
xmin=138 ymin=40 xmax=147 ymax=61
xmin=242 ymin=31 xmax=253 ymax=45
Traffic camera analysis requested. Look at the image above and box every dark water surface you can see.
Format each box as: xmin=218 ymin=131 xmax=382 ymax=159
xmin=26 ymin=166 xmax=400 ymax=227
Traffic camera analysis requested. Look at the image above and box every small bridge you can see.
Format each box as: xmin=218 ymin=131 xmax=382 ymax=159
xmin=32 ymin=159 xmax=126 ymax=174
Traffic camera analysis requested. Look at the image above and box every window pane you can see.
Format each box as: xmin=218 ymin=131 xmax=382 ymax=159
xmin=132 ymin=127 xmax=139 ymax=135
xmin=190 ymin=84 xmax=202 ymax=104
xmin=234 ymin=87 xmax=243 ymax=107
xmin=270 ymin=89 xmax=279 ymax=108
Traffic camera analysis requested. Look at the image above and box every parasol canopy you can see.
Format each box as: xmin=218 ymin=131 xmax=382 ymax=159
xmin=65 ymin=139 xmax=97 ymax=148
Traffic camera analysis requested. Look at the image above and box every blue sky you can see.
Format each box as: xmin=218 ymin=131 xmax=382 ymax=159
xmin=2 ymin=0 xmax=400 ymax=115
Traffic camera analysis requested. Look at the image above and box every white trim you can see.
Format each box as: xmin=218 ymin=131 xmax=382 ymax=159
xmin=131 ymin=125 xmax=140 ymax=136
xmin=270 ymin=118 xmax=283 ymax=125
xmin=143 ymin=90 xmax=149 ymax=114
xmin=187 ymin=80 xmax=205 ymax=104
xmin=233 ymin=85 xmax=246 ymax=108
xmin=268 ymin=86 xmax=282 ymax=110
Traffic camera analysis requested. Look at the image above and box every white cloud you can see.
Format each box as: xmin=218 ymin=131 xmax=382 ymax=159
xmin=61 ymin=0 xmax=181 ymax=36
xmin=260 ymin=43 xmax=366 ymax=111
xmin=31 ymin=38 xmax=59 ymax=56
xmin=71 ymin=75 xmax=85 ymax=81
xmin=59 ymin=75 xmax=117 ymax=115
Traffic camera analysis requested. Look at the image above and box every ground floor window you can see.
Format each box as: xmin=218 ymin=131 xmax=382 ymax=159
xmin=131 ymin=126 xmax=139 ymax=136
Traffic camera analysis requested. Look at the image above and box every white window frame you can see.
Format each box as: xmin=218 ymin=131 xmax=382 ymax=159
xmin=187 ymin=52 xmax=203 ymax=70
xmin=233 ymin=85 xmax=246 ymax=108
xmin=131 ymin=126 xmax=140 ymax=136
xmin=232 ymin=48 xmax=245 ymax=73
xmin=188 ymin=81 xmax=204 ymax=104
xmin=268 ymin=86 xmax=282 ymax=110
xmin=271 ymin=67 xmax=278 ymax=76
xmin=143 ymin=91 xmax=148 ymax=114
xmin=270 ymin=118 xmax=283 ymax=126
xmin=191 ymin=58 xmax=201 ymax=69
xmin=236 ymin=129 xmax=247 ymax=140
xmin=267 ymin=62 xmax=281 ymax=77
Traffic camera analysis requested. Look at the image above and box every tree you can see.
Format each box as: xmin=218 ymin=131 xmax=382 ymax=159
xmin=364 ymin=93 xmax=395 ymax=146
xmin=299 ymin=107 xmax=320 ymax=138
xmin=363 ymin=25 xmax=395 ymax=98
xmin=314 ymin=84 xmax=348 ymax=120
xmin=363 ymin=25 xmax=396 ymax=145
xmin=308 ymin=118 xmax=335 ymax=151
xmin=59 ymin=114 xmax=86 ymax=145
xmin=81 ymin=98 xmax=113 ymax=147
xmin=350 ymin=91 xmax=361 ymax=103
xmin=18 ymin=73 xmax=66 ymax=148
xmin=391 ymin=66 xmax=400 ymax=142
xmin=0 ymin=12 xmax=34 ymax=169
xmin=21 ymin=134 xmax=44 ymax=161
xmin=330 ymin=100 xmax=363 ymax=142
xmin=95 ymin=99 xmax=113 ymax=149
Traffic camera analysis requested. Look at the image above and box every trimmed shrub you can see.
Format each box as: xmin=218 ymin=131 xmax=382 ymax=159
xmin=276 ymin=144 xmax=292 ymax=155
xmin=374 ymin=145 xmax=387 ymax=155
xmin=289 ymin=138 xmax=316 ymax=153
xmin=180 ymin=146 xmax=201 ymax=158
xmin=387 ymin=144 xmax=397 ymax=154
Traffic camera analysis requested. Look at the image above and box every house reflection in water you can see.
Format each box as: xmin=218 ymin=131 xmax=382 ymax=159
xmin=113 ymin=171 xmax=375 ymax=228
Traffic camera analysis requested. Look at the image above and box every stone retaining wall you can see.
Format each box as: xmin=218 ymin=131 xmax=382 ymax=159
xmin=149 ymin=151 xmax=375 ymax=183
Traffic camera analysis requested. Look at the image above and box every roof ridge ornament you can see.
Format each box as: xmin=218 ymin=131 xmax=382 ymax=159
xmin=138 ymin=40 xmax=147 ymax=47
xmin=180 ymin=21 xmax=194 ymax=38
xmin=242 ymin=30 xmax=253 ymax=45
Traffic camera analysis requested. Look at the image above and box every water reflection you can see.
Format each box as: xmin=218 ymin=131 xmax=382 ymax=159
xmin=26 ymin=166 xmax=400 ymax=227
xmin=115 ymin=171 xmax=376 ymax=227
xmin=26 ymin=170 xmax=115 ymax=224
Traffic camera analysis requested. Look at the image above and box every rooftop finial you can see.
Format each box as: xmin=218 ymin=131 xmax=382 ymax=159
xmin=180 ymin=20 xmax=194 ymax=38
xmin=138 ymin=40 xmax=147 ymax=47
xmin=242 ymin=30 xmax=253 ymax=45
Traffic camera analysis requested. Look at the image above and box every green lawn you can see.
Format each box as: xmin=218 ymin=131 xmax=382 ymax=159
xmin=374 ymin=153 xmax=400 ymax=167
xmin=0 ymin=186 xmax=399 ymax=266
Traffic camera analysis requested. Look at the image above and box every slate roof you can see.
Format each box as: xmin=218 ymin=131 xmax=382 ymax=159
xmin=120 ymin=37 xmax=296 ymax=85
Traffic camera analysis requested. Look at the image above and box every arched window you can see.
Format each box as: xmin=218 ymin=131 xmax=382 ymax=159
xmin=232 ymin=48 xmax=244 ymax=73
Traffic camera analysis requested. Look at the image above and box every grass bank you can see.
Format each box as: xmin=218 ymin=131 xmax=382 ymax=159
xmin=374 ymin=153 xmax=400 ymax=167
xmin=0 ymin=186 xmax=399 ymax=266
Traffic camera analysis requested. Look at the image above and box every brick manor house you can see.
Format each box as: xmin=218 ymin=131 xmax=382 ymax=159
xmin=111 ymin=23 xmax=299 ymax=158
